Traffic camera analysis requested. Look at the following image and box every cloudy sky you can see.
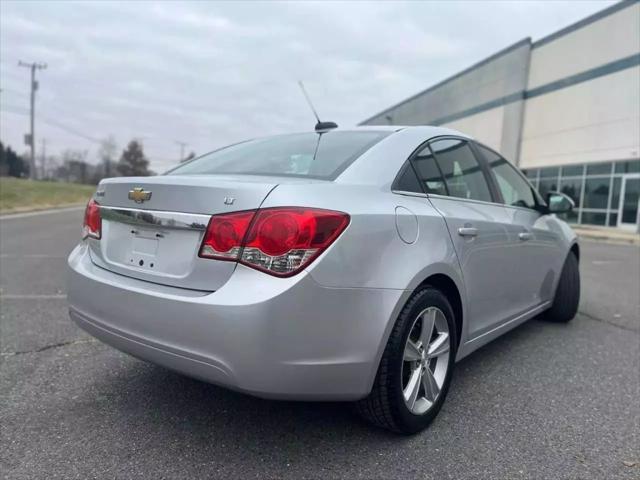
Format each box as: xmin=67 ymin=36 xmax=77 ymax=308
xmin=1 ymin=0 xmax=616 ymax=172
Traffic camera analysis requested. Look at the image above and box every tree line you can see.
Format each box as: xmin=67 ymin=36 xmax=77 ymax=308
xmin=0 ymin=138 xmax=157 ymax=184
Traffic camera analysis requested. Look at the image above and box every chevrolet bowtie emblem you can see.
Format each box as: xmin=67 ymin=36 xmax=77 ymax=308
xmin=128 ymin=187 xmax=152 ymax=203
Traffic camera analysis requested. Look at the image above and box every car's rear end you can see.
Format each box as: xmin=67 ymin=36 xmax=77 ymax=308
xmin=67 ymin=130 xmax=408 ymax=400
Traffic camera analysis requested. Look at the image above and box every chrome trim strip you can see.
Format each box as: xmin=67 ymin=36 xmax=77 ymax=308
xmin=393 ymin=190 xmax=544 ymax=214
xmin=99 ymin=206 xmax=210 ymax=231
xmin=391 ymin=190 xmax=428 ymax=198
xmin=426 ymin=193 xmax=504 ymax=208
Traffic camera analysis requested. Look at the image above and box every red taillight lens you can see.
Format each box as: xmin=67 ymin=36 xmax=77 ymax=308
xmin=82 ymin=198 xmax=101 ymax=239
xmin=198 ymin=207 xmax=350 ymax=276
xmin=199 ymin=210 xmax=255 ymax=260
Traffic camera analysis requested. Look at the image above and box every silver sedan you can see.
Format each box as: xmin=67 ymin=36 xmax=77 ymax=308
xmin=68 ymin=126 xmax=580 ymax=434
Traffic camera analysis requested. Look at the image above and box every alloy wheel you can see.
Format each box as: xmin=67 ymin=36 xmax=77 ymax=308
xmin=402 ymin=306 xmax=451 ymax=415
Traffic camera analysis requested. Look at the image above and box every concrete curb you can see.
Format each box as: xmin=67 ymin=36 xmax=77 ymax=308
xmin=0 ymin=205 xmax=85 ymax=221
xmin=573 ymin=228 xmax=640 ymax=246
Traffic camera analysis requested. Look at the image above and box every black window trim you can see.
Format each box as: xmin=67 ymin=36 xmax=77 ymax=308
xmin=392 ymin=135 xmax=500 ymax=205
xmin=391 ymin=135 xmax=548 ymax=212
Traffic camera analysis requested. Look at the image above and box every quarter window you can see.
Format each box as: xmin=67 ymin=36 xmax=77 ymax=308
xmin=477 ymin=144 xmax=536 ymax=209
xmin=393 ymin=162 xmax=423 ymax=194
xmin=429 ymin=139 xmax=492 ymax=202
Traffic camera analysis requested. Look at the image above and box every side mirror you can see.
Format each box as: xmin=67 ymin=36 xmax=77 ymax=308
xmin=546 ymin=191 xmax=574 ymax=214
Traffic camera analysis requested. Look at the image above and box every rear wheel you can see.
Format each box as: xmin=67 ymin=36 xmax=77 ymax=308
xmin=546 ymin=251 xmax=580 ymax=323
xmin=356 ymin=287 xmax=457 ymax=434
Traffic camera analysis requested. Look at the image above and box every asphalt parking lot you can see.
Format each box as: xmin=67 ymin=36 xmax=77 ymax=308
xmin=1 ymin=208 xmax=638 ymax=480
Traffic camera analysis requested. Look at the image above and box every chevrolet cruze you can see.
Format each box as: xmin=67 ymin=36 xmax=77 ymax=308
xmin=67 ymin=126 xmax=580 ymax=434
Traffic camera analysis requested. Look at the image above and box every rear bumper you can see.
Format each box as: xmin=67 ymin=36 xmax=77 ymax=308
xmin=68 ymin=243 xmax=407 ymax=400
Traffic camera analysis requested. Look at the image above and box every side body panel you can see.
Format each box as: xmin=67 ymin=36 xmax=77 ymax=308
xmin=261 ymin=182 xmax=469 ymax=374
xmin=501 ymin=207 xmax=568 ymax=308
xmin=427 ymin=196 xmax=515 ymax=338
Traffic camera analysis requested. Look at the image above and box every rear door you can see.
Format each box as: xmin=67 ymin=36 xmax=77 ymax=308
xmin=474 ymin=143 xmax=566 ymax=308
xmin=411 ymin=138 xmax=515 ymax=338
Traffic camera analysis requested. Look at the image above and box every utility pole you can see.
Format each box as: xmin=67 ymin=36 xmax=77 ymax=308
xmin=18 ymin=60 xmax=47 ymax=180
xmin=175 ymin=141 xmax=187 ymax=162
xmin=40 ymin=138 xmax=47 ymax=179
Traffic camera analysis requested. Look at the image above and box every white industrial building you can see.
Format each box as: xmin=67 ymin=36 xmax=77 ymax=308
xmin=361 ymin=0 xmax=640 ymax=231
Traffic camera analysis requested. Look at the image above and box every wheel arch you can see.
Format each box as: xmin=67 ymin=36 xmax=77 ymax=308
xmin=364 ymin=264 xmax=467 ymax=396
xmin=570 ymin=242 xmax=580 ymax=262
xmin=417 ymin=274 xmax=463 ymax=349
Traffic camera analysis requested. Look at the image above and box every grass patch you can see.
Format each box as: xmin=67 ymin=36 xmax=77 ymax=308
xmin=0 ymin=177 xmax=95 ymax=214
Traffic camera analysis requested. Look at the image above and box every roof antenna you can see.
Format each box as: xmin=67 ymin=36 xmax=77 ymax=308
xmin=298 ymin=80 xmax=338 ymax=132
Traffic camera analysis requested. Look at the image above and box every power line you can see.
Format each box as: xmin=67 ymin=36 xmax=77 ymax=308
xmin=2 ymin=106 xmax=179 ymax=170
xmin=18 ymin=60 xmax=47 ymax=179
xmin=39 ymin=117 xmax=101 ymax=144
xmin=0 ymin=87 xmax=29 ymax=98
xmin=0 ymin=104 xmax=30 ymax=114
xmin=0 ymin=106 xmax=101 ymax=144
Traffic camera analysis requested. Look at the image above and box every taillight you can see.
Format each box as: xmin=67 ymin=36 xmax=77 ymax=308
xmin=199 ymin=210 xmax=254 ymax=260
xmin=199 ymin=207 xmax=349 ymax=277
xmin=82 ymin=198 xmax=101 ymax=239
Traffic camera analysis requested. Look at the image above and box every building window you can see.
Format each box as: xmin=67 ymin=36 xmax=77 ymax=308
xmin=538 ymin=178 xmax=558 ymax=198
xmin=539 ymin=167 xmax=559 ymax=178
xmin=583 ymin=178 xmax=610 ymax=209
xmin=561 ymin=165 xmax=584 ymax=177
xmin=586 ymin=162 xmax=613 ymax=176
xmin=614 ymin=160 xmax=640 ymax=174
xmin=581 ymin=211 xmax=607 ymax=226
xmin=611 ymin=177 xmax=622 ymax=210
xmin=525 ymin=158 xmax=638 ymax=229
xmin=559 ymin=177 xmax=583 ymax=206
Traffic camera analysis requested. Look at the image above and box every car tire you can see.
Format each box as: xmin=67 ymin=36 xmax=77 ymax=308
xmin=355 ymin=286 xmax=457 ymax=435
xmin=546 ymin=251 xmax=580 ymax=323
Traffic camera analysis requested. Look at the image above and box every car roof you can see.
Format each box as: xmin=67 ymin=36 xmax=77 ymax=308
xmin=334 ymin=125 xmax=474 ymax=186
xmin=329 ymin=125 xmax=473 ymax=140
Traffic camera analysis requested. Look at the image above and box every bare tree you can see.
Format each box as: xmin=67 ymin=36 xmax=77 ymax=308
xmin=59 ymin=149 xmax=89 ymax=183
xmin=98 ymin=136 xmax=118 ymax=178
xmin=181 ymin=151 xmax=196 ymax=163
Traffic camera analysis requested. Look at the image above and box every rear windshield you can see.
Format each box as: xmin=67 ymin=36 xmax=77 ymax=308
xmin=167 ymin=131 xmax=390 ymax=180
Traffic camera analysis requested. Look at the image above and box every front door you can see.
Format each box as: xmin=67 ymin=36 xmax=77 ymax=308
xmin=618 ymin=175 xmax=640 ymax=231
xmin=474 ymin=143 xmax=566 ymax=312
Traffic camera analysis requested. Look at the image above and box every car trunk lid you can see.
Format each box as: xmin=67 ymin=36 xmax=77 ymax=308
xmin=88 ymin=175 xmax=277 ymax=291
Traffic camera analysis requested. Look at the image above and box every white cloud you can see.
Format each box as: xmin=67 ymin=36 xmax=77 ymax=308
xmin=0 ymin=0 xmax=616 ymax=171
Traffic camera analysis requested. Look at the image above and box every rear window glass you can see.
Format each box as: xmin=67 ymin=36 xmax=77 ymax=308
xmin=167 ymin=131 xmax=390 ymax=180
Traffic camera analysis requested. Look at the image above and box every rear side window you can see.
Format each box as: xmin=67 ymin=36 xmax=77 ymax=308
xmin=412 ymin=146 xmax=448 ymax=195
xmin=477 ymin=144 xmax=536 ymax=209
xmin=429 ymin=139 xmax=492 ymax=203
xmin=167 ymin=131 xmax=390 ymax=180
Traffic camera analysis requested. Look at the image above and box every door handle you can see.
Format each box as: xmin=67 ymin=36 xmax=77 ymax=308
xmin=518 ymin=232 xmax=532 ymax=241
xmin=458 ymin=227 xmax=478 ymax=237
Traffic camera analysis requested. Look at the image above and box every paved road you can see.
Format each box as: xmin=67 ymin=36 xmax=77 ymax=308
xmin=1 ymin=209 xmax=638 ymax=480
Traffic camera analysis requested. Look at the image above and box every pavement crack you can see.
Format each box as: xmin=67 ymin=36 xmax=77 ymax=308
xmin=1 ymin=338 xmax=98 ymax=357
xmin=578 ymin=310 xmax=639 ymax=334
